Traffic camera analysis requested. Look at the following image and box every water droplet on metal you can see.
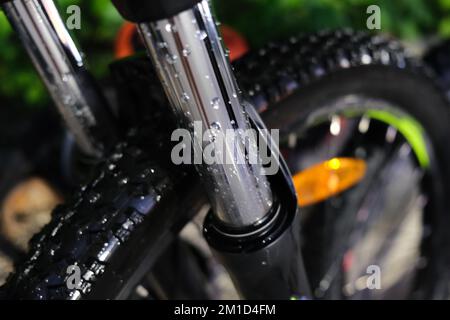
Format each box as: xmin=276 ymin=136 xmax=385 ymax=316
xmin=211 ymin=97 xmax=220 ymax=110
xmin=181 ymin=93 xmax=190 ymax=102
xmin=165 ymin=23 xmax=174 ymax=32
xmin=63 ymin=95 xmax=73 ymax=105
xmin=196 ymin=30 xmax=207 ymax=40
xmin=157 ymin=41 xmax=167 ymax=49
xmin=182 ymin=46 xmax=191 ymax=57
xmin=74 ymin=108 xmax=84 ymax=117
xmin=165 ymin=53 xmax=178 ymax=64
xmin=210 ymin=122 xmax=221 ymax=131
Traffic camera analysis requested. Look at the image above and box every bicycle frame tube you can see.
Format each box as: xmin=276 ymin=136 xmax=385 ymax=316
xmin=2 ymin=0 xmax=116 ymax=156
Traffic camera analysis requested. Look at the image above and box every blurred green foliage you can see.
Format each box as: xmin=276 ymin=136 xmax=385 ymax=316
xmin=214 ymin=0 xmax=442 ymax=47
xmin=0 ymin=0 xmax=446 ymax=108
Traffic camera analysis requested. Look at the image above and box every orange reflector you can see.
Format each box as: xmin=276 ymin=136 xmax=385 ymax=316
xmin=293 ymin=158 xmax=367 ymax=207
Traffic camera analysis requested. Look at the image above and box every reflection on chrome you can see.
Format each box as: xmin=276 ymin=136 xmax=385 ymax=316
xmin=138 ymin=0 xmax=274 ymax=227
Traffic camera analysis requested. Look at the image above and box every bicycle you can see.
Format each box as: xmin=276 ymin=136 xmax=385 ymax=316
xmin=1 ymin=0 xmax=450 ymax=299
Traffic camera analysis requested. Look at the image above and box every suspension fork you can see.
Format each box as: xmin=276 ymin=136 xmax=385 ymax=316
xmin=1 ymin=0 xmax=117 ymax=156
xmin=112 ymin=0 xmax=310 ymax=298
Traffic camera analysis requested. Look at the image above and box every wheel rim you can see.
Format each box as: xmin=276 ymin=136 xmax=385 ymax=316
xmin=281 ymin=95 xmax=443 ymax=299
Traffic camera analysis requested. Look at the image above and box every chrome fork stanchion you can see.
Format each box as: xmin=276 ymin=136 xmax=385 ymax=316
xmin=2 ymin=0 xmax=116 ymax=156
xmin=137 ymin=2 xmax=273 ymax=228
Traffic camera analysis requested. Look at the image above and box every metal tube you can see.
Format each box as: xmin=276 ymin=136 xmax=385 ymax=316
xmin=2 ymin=0 xmax=114 ymax=156
xmin=138 ymin=0 xmax=273 ymax=227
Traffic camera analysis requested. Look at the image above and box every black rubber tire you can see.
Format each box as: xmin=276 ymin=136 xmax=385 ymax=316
xmin=3 ymin=30 xmax=450 ymax=299
xmin=236 ymin=30 xmax=450 ymax=299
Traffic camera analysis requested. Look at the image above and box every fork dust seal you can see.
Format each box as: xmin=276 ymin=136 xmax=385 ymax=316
xmin=204 ymin=200 xmax=311 ymax=299
xmin=202 ymin=98 xmax=311 ymax=299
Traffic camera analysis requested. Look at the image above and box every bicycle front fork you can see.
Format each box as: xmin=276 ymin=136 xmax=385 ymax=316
xmin=113 ymin=0 xmax=310 ymax=299
xmin=2 ymin=0 xmax=117 ymax=157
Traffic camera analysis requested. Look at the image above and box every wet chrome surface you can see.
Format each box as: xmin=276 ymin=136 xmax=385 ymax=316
xmin=138 ymin=0 xmax=273 ymax=227
xmin=3 ymin=0 xmax=106 ymax=156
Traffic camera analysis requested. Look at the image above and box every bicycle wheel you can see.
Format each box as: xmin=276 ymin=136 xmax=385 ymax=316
xmin=237 ymin=30 xmax=450 ymax=299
